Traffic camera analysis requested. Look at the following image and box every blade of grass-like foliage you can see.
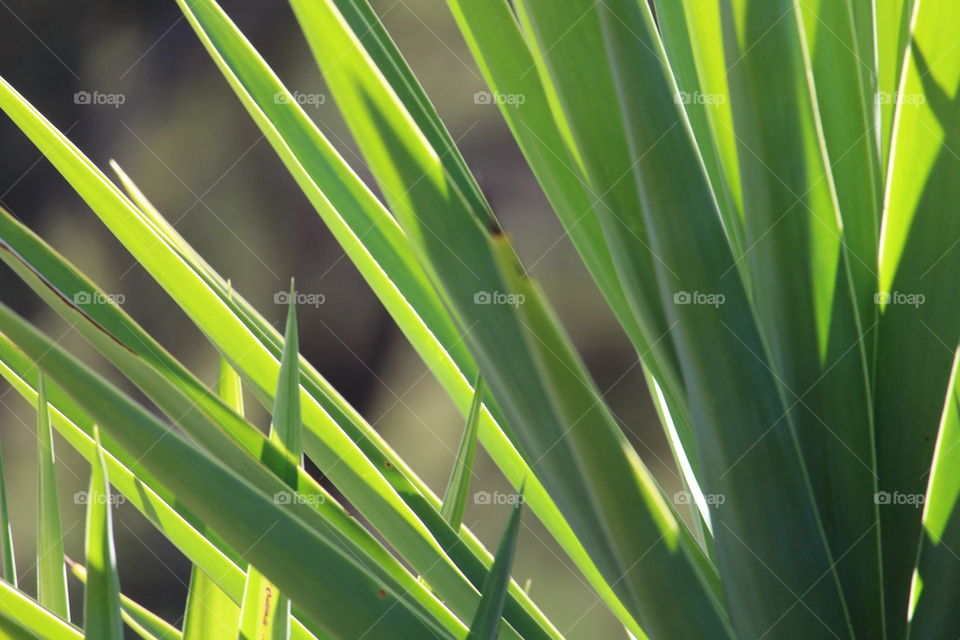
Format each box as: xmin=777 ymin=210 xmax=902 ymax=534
xmin=114 ymin=162 xmax=573 ymax=640
xmin=0 ymin=303 xmax=462 ymax=640
xmin=491 ymin=237 xmax=729 ymax=638
xmin=0 ymin=205 xmax=527 ymax=640
xmin=218 ymin=355 xmax=244 ymax=415
xmin=465 ymin=495 xmax=522 ymax=640
xmin=238 ymin=572 xmax=287 ymax=640
xmin=794 ymin=2 xmax=885 ymax=634
xmin=271 ymin=286 xmax=301 ymax=460
xmin=183 ymin=567 xmax=238 ymax=640
xmin=207 ymin=359 xmax=245 ymax=640
xmin=37 ymin=373 xmax=70 ymax=621
xmin=715 ymin=0 xmax=879 ymax=633
xmin=82 ymin=428 xmax=123 ymax=640
xmin=877 ymin=1 xmax=960 ymax=632
xmin=878 ymin=0 xmax=918 ymax=169
xmin=242 ymin=333 xmax=296 ymax=640
xmin=798 ymin=0 xmax=882 ymax=359
xmin=440 ymin=376 xmax=483 ymax=530
xmin=0 ymin=579 xmax=81 ymax=640
xmin=182 ymin=361 xmax=244 ymax=640
xmin=0 ymin=615 xmax=47 ymax=640
xmin=326 ymin=0 xmax=490 ymax=228
xmin=0 ymin=435 xmax=16 ymax=587
xmin=123 ymin=2 xmax=615 ymax=630
xmin=443 ymin=0 xmax=707 ymax=559
xmin=907 ymin=350 xmax=960 ymax=636
xmin=0 ymin=65 xmax=560 ymax=638
xmin=287 ymin=0 xmax=731 ymax=636
xmin=572 ymin=0 xmax=861 ymax=635
xmin=0 ymin=337 xmax=322 ymax=640
xmin=441 ymin=0 xmax=688 ymax=409
xmin=70 ymin=559 xmax=182 ymax=640
xmin=650 ymin=0 xmax=744 ymax=261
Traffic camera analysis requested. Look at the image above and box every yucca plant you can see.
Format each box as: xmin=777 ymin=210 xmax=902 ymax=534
xmin=0 ymin=0 xmax=956 ymax=638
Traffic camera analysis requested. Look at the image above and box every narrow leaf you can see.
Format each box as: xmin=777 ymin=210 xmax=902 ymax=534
xmin=465 ymin=494 xmax=523 ymax=640
xmin=441 ymin=377 xmax=484 ymax=530
xmin=0 ymin=302 xmax=461 ymax=639
xmin=0 ymin=434 xmax=17 ymax=586
xmin=82 ymin=428 xmax=123 ymax=640
xmin=183 ymin=567 xmax=240 ymax=640
xmin=270 ymin=283 xmax=302 ymax=459
xmin=0 ymin=579 xmax=81 ymax=640
xmin=69 ymin=559 xmax=182 ymax=640
xmin=37 ymin=373 xmax=70 ymax=620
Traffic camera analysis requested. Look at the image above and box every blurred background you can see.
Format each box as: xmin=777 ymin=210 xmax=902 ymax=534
xmin=0 ymin=1 xmax=679 ymax=637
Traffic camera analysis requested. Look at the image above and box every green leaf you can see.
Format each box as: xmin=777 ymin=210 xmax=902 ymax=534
xmin=69 ymin=559 xmax=181 ymax=640
xmin=0 ymin=579 xmax=81 ymax=640
xmin=578 ymin=0 xmax=867 ymax=635
xmin=182 ymin=362 xmax=242 ymax=640
xmin=0 ymin=434 xmax=17 ymax=587
xmin=651 ymin=0 xmax=745 ymax=262
xmin=118 ymin=0 xmax=611 ymax=630
xmin=37 ymin=373 xmax=70 ymax=621
xmin=0 ymin=72 xmax=543 ymax=639
xmin=0 ymin=301 xmax=461 ymax=640
xmin=0 ymin=337 xmax=319 ymax=640
xmin=441 ymin=376 xmax=484 ymax=530
xmin=285 ymin=1 xmax=728 ymax=637
xmin=238 ymin=570 xmax=289 ymax=640
xmin=875 ymin=0 xmax=960 ymax=633
xmin=183 ymin=567 xmax=239 ymax=640
xmin=270 ymin=284 xmax=301 ymax=460
xmin=465 ymin=493 xmax=523 ymax=640
xmin=909 ymin=351 xmax=960 ymax=635
xmin=877 ymin=0 xmax=917 ymax=169
xmin=244 ymin=341 xmax=292 ymax=640
xmin=0 ymin=207 xmax=464 ymax=635
xmin=81 ymin=428 xmax=123 ymax=640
